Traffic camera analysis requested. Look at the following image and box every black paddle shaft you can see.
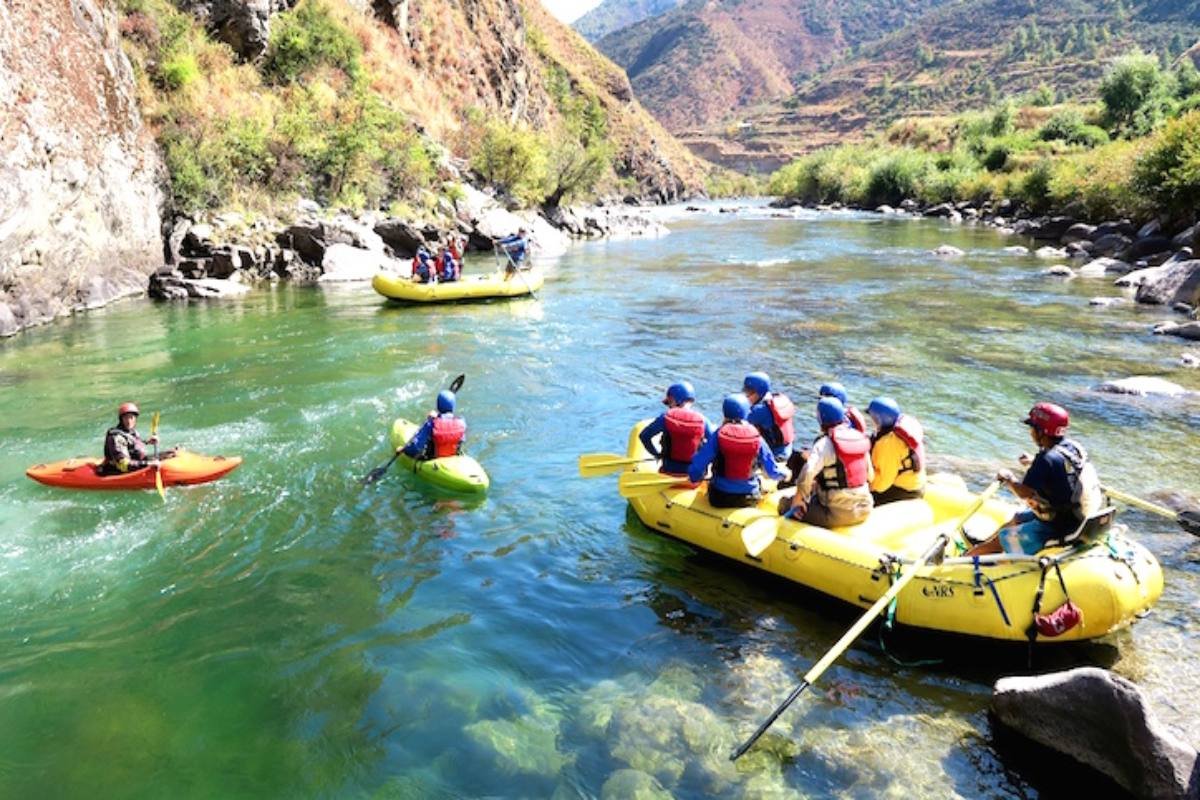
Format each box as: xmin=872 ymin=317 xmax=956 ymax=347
xmin=1179 ymin=511 xmax=1200 ymax=536
xmin=730 ymin=680 xmax=811 ymax=761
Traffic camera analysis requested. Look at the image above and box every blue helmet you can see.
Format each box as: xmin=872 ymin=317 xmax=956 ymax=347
xmin=819 ymin=382 xmax=848 ymax=405
xmin=867 ymin=396 xmax=901 ymax=429
xmin=436 ymin=390 xmax=456 ymax=414
xmin=664 ymin=381 xmax=696 ymax=405
xmin=722 ymin=393 xmax=751 ymax=421
xmin=817 ymin=397 xmax=846 ymax=429
xmin=743 ymin=372 xmax=771 ymax=398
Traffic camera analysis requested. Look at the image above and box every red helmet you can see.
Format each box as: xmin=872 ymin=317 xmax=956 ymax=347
xmin=1023 ymin=402 xmax=1068 ymax=437
xmin=117 ymin=402 xmax=140 ymax=417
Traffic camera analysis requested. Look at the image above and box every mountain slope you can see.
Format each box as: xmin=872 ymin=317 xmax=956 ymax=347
xmin=574 ymin=0 xmax=683 ymax=42
xmin=594 ymin=0 xmax=952 ymax=131
xmin=681 ymin=0 xmax=1200 ymax=170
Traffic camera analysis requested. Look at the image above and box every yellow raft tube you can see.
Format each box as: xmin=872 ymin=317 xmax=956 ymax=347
xmin=372 ymin=268 xmax=543 ymax=304
xmin=623 ymin=424 xmax=1162 ymax=643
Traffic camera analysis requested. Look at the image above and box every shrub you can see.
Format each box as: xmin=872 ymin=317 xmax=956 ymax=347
xmin=865 ymin=148 xmax=933 ymax=205
xmin=1100 ymin=51 xmax=1175 ymax=136
xmin=1048 ymin=140 xmax=1146 ymax=220
xmin=1134 ymin=111 xmax=1200 ymax=220
xmin=158 ymin=51 xmax=200 ymax=91
xmin=263 ymin=0 xmax=362 ymax=85
xmin=543 ymin=138 xmax=610 ymax=207
xmin=470 ymin=119 xmax=549 ymax=206
xmin=1038 ymin=110 xmax=1110 ymax=147
xmin=1016 ymin=160 xmax=1054 ymax=211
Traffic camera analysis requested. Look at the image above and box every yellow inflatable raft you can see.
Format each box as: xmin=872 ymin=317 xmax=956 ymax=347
xmin=372 ymin=269 xmax=543 ymax=303
xmin=622 ymin=424 xmax=1162 ymax=643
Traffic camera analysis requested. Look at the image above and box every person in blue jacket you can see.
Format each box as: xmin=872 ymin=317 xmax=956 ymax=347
xmin=400 ymin=390 xmax=466 ymax=460
xmin=496 ymin=228 xmax=529 ymax=270
xmin=689 ymin=394 xmax=785 ymax=508
xmin=639 ymin=381 xmax=716 ymax=476
xmin=412 ymin=246 xmax=434 ymax=283
xmin=743 ymin=372 xmax=796 ymax=462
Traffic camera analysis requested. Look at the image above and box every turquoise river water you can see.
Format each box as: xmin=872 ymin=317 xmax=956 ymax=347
xmin=0 ymin=203 xmax=1197 ymax=798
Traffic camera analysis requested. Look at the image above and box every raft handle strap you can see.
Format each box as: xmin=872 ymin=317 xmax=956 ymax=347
xmin=972 ymin=556 xmax=1011 ymax=627
xmin=879 ymin=562 xmax=942 ymax=668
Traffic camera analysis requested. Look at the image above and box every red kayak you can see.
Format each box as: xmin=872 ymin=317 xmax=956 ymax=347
xmin=26 ymin=449 xmax=242 ymax=490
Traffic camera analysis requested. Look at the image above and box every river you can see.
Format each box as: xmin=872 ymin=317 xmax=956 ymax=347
xmin=0 ymin=203 xmax=1197 ymax=798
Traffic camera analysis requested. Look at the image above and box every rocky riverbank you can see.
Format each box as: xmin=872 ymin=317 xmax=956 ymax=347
xmin=148 ymin=186 xmax=670 ymax=300
xmin=773 ymin=196 xmax=1200 ymax=337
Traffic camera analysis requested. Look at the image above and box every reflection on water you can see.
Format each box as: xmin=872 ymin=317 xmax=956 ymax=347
xmin=0 ymin=204 xmax=1196 ymax=796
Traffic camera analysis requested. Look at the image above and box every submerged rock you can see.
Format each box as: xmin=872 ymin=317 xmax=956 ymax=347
xmin=932 ymin=245 xmax=965 ymax=257
xmin=1003 ymin=245 xmax=1030 ymax=255
xmin=463 ymin=687 xmax=572 ymax=779
xmin=1182 ymin=352 xmax=1199 ymax=369
xmin=1035 ymin=246 xmax=1068 ymax=259
xmin=1079 ymin=257 xmax=1132 ymax=277
xmin=600 ymin=769 xmax=673 ymax=800
xmin=1089 ymin=297 xmax=1127 ymax=307
xmin=1043 ymin=265 xmax=1076 ymax=278
xmin=1093 ymin=376 xmax=1190 ymax=397
xmin=992 ymin=668 xmax=1199 ymax=800
xmin=1154 ymin=321 xmax=1200 ymax=341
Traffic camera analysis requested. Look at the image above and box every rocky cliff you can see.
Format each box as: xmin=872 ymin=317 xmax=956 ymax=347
xmin=0 ymin=0 xmax=164 ymax=337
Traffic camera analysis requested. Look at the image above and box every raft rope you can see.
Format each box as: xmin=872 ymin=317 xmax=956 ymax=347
xmin=878 ymin=558 xmax=944 ymax=668
xmin=972 ymin=555 xmax=1012 ymax=627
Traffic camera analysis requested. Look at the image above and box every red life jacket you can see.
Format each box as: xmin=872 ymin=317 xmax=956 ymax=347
xmin=764 ymin=393 xmax=795 ymax=447
xmin=715 ymin=423 xmax=760 ymax=480
xmin=819 ymin=425 xmax=870 ymax=489
xmin=891 ymin=414 xmax=925 ymax=473
xmin=662 ymin=407 xmax=705 ymax=463
xmin=846 ymin=406 xmax=868 ymax=434
xmin=429 ymin=416 xmax=466 ymax=458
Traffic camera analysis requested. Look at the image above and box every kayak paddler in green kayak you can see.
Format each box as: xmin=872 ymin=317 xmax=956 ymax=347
xmin=399 ymin=390 xmax=467 ymax=460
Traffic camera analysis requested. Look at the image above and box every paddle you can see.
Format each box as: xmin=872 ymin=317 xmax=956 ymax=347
xmin=616 ymin=471 xmax=695 ymax=499
xmin=494 ymin=240 xmax=538 ymax=299
xmin=362 ymin=374 xmax=465 ymax=485
xmin=729 ymin=481 xmax=999 ymax=761
xmin=1103 ymin=485 xmax=1200 ymax=536
xmin=150 ymin=411 xmax=165 ymax=501
xmin=741 ymin=516 xmax=778 ymax=557
xmin=578 ymin=452 xmax=656 ymax=477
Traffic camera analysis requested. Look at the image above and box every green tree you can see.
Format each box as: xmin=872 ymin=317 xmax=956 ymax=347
xmin=1134 ymin=110 xmax=1200 ymax=219
xmin=1176 ymin=60 xmax=1200 ymax=99
xmin=1031 ymin=83 xmax=1055 ymax=106
xmin=1100 ymin=51 xmax=1175 ymax=136
xmin=990 ymin=100 xmax=1015 ymax=136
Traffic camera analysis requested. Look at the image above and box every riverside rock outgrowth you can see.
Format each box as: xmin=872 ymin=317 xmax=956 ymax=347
xmin=992 ymin=668 xmax=1199 ymax=800
xmin=0 ymin=0 xmax=164 ymax=337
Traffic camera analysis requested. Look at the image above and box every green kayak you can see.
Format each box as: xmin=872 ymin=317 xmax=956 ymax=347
xmin=388 ymin=418 xmax=490 ymax=495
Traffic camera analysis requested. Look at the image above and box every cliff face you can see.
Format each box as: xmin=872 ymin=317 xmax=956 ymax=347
xmin=0 ymin=0 xmax=163 ymax=337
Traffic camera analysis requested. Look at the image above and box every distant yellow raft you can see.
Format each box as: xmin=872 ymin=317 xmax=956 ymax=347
xmin=622 ymin=423 xmax=1162 ymax=643
xmin=372 ymin=269 xmax=543 ymax=303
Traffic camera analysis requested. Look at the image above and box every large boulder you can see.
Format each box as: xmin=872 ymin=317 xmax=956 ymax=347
xmin=1127 ymin=235 xmax=1175 ymax=261
xmin=1028 ymin=215 xmax=1076 ymax=240
xmin=1062 ymin=222 xmax=1096 ymax=244
xmin=1093 ymin=233 xmax=1134 ymax=257
xmin=1172 ymin=224 xmax=1198 ymax=250
xmin=149 ymin=271 xmax=251 ymax=300
xmin=992 ymin=668 xmax=1198 ymax=800
xmin=1116 ymin=264 xmax=1167 ymax=288
xmin=318 ymin=243 xmax=391 ymax=282
xmin=1091 ymin=220 xmax=1136 ymax=240
xmin=175 ymin=0 xmax=291 ymax=60
xmin=1093 ymin=376 xmax=1190 ymax=397
xmin=1035 ymin=246 xmax=1067 ymax=259
xmin=1135 ymin=260 xmax=1200 ymax=306
xmin=373 ymin=218 xmax=428 ymax=258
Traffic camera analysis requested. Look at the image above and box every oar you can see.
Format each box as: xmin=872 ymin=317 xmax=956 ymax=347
xmin=151 ymin=411 xmax=165 ymax=502
xmin=495 ymin=241 xmax=538 ymax=299
xmin=730 ymin=481 xmax=1000 ymax=761
xmin=362 ymin=374 xmax=465 ymax=485
xmin=741 ymin=516 xmax=779 ymax=557
xmin=578 ymin=453 xmax=656 ymax=477
xmin=1103 ymin=486 xmax=1200 ymax=536
xmin=616 ymin=471 xmax=694 ymax=499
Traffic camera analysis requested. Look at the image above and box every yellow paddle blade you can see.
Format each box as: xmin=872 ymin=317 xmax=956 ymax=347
xmin=578 ymin=453 xmax=652 ymax=478
xmin=155 ymin=465 xmax=165 ymax=502
xmin=151 ymin=411 xmax=160 ymax=436
xmin=617 ymin=471 xmax=694 ymax=499
xmin=741 ymin=516 xmax=779 ymax=557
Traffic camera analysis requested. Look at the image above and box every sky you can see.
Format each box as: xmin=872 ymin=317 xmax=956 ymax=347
xmin=540 ymin=0 xmax=603 ymax=23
